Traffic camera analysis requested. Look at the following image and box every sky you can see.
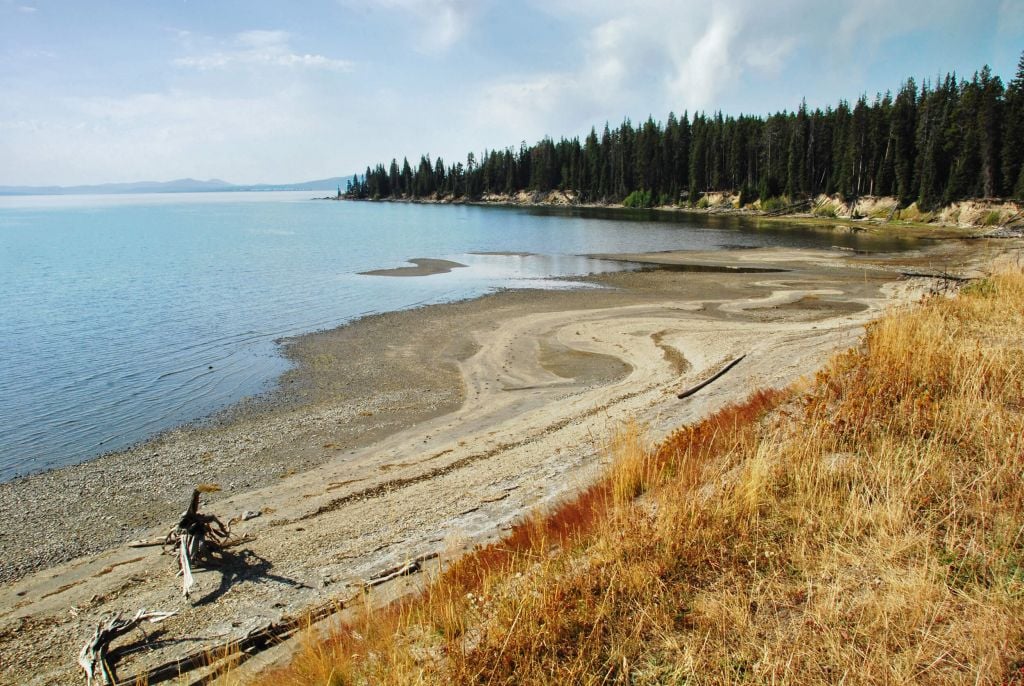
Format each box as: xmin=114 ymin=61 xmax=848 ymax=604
xmin=0 ymin=0 xmax=1022 ymax=186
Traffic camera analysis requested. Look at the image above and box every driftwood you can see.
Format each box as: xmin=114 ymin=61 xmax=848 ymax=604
xmin=78 ymin=609 xmax=176 ymax=685
xmin=677 ymin=355 xmax=746 ymax=399
xmin=898 ymin=270 xmax=971 ymax=283
xmin=999 ymin=210 xmax=1024 ymax=228
xmin=763 ymin=198 xmax=812 ymax=217
xmin=364 ymin=552 xmax=440 ymax=588
xmin=886 ymin=202 xmax=900 ymax=222
xmin=119 ymin=552 xmax=440 ymax=685
xmin=125 ymin=597 xmax=350 ymax=686
xmin=164 ymin=487 xmax=231 ymax=599
xmin=126 ymin=537 xmax=167 ymax=548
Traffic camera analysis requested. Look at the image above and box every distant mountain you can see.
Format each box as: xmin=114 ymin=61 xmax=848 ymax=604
xmin=229 ymin=177 xmax=350 ymax=193
xmin=0 ymin=176 xmax=351 ymax=196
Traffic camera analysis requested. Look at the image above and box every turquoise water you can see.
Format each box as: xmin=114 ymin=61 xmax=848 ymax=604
xmin=0 ymin=192 xmax=919 ymax=480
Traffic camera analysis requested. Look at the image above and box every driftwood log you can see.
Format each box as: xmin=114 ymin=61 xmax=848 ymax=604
xmin=78 ymin=609 xmax=176 ymax=685
xmin=898 ymin=270 xmax=971 ymax=283
xmin=364 ymin=552 xmax=439 ymax=589
xmin=164 ymin=487 xmax=231 ymax=598
xmin=764 ymin=198 xmax=812 ymax=216
xmin=117 ymin=552 xmax=440 ymax=685
xmin=677 ymin=354 xmax=746 ymax=399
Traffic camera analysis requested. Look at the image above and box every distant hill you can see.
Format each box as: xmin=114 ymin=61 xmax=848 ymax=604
xmin=0 ymin=177 xmax=351 ymax=196
xmin=230 ymin=177 xmax=350 ymax=193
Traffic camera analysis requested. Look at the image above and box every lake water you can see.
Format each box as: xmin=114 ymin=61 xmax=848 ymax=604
xmin=0 ymin=191 xmax=920 ymax=480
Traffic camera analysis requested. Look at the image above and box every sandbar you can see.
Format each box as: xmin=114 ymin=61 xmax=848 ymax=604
xmin=359 ymin=257 xmax=467 ymax=277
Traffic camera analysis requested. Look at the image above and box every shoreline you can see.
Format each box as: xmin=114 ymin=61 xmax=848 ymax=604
xmin=0 ymin=197 xmax=990 ymax=486
xmin=0 ymin=239 xmax=1017 ymax=684
xmin=0 ymin=238 xmax=1006 ymax=583
xmin=0 ymin=272 xmax=691 ymax=583
xmin=0 ymin=205 xmax=924 ymax=488
xmin=337 ymin=192 xmax=1024 ymax=239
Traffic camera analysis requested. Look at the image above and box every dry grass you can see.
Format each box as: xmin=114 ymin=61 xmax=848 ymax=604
xmin=896 ymin=205 xmax=937 ymax=224
xmin=813 ymin=201 xmax=839 ymax=218
xmin=229 ymin=269 xmax=1024 ymax=686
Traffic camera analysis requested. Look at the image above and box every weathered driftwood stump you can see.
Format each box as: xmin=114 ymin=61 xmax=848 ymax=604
xmin=78 ymin=609 xmax=176 ymax=685
xmin=163 ymin=486 xmax=231 ymax=598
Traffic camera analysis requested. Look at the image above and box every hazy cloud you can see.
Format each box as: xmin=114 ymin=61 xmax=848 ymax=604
xmin=173 ymin=30 xmax=354 ymax=72
xmin=355 ymin=0 xmax=477 ymax=52
xmin=0 ymin=82 xmax=358 ymax=184
xmin=467 ymin=0 xmax=984 ymax=148
xmin=0 ymin=0 xmax=1014 ymax=185
xmin=999 ymin=0 xmax=1024 ymax=36
xmin=0 ymin=0 xmax=37 ymax=14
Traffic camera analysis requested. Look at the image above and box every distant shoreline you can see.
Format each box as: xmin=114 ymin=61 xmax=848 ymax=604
xmin=0 ymin=177 xmax=350 ymax=196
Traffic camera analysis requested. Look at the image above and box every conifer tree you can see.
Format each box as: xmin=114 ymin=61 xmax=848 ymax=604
xmin=1002 ymin=53 xmax=1024 ymax=198
xmin=977 ymin=65 xmax=1004 ymax=198
xmin=345 ymin=53 xmax=1024 ymax=210
xmin=891 ymin=80 xmax=918 ymax=204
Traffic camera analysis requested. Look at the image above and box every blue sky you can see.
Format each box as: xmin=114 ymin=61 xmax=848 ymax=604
xmin=1 ymin=0 xmax=1022 ymax=186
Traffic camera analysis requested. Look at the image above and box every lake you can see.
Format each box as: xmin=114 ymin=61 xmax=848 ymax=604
xmin=0 ymin=191 xmax=920 ymax=480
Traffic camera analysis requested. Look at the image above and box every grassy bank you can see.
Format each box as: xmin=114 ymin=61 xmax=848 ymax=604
xmin=233 ymin=268 xmax=1024 ymax=685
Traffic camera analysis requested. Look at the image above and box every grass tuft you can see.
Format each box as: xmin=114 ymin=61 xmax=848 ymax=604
xmin=813 ymin=201 xmax=839 ymax=217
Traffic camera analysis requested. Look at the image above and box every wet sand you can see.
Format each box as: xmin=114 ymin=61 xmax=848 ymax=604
xmin=359 ymin=257 xmax=467 ymax=276
xmin=0 ymin=240 xmax=1015 ymax=685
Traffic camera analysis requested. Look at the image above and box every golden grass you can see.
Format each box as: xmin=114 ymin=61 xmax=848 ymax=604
xmin=812 ymin=201 xmax=839 ymax=218
xmin=230 ymin=269 xmax=1024 ymax=686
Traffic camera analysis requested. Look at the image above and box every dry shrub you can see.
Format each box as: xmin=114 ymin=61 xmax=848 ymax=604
xmin=242 ymin=269 xmax=1024 ymax=686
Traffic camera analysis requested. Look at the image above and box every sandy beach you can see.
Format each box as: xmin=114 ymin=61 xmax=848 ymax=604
xmin=0 ymin=238 xmax=1015 ymax=685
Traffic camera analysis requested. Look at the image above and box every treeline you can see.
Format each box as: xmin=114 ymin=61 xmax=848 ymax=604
xmin=347 ymin=53 xmax=1024 ymax=209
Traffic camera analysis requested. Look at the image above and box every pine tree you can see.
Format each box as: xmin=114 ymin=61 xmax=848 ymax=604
xmin=345 ymin=59 xmax=1019 ymax=211
xmin=946 ymin=73 xmax=983 ymax=202
xmin=1002 ymin=52 xmax=1024 ymax=198
xmin=977 ymin=65 xmax=1004 ymax=198
xmin=891 ymin=80 xmax=918 ymax=205
xmin=401 ymin=158 xmax=413 ymax=197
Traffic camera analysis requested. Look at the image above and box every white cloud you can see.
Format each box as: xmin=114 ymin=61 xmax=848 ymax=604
xmin=353 ymin=0 xmax=476 ymax=53
xmin=467 ymin=0 xmax=983 ymax=147
xmin=0 ymin=0 xmax=1005 ymax=186
xmin=666 ymin=13 xmax=740 ymax=111
xmin=474 ymin=74 xmax=585 ymax=141
xmin=173 ymin=30 xmax=354 ymax=72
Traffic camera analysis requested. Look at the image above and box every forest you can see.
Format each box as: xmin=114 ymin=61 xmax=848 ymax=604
xmin=347 ymin=53 xmax=1024 ymax=209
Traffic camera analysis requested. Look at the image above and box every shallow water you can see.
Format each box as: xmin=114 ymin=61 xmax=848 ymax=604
xmin=0 ymin=192 xmax=920 ymax=479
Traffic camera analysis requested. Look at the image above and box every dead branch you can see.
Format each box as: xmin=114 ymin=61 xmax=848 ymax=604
xmin=78 ymin=609 xmax=176 ymax=686
xmin=677 ymin=354 xmax=746 ymax=400
xmin=763 ymin=198 xmax=811 ymax=216
xmin=118 ymin=551 xmax=441 ymax=685
xmin=364 ymin=552 xmax=440 ymax=588
xmin=125 ymin=537 xmax=166 ymax=548
xmin=163 ymin=488 xmax=232 ymax=599
xmin=122 ymin=593 xmax=356 ymax=685
xmin=1000 ymin=210 xmax=1024 ymax=228
xmin=898 ymin=271 xmax=971 ymax=283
